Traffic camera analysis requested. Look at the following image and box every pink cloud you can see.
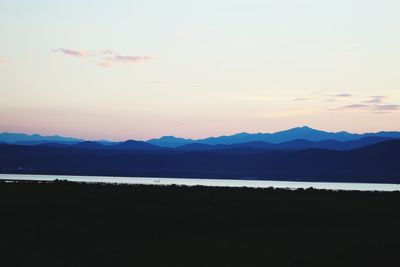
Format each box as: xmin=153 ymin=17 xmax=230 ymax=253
xmin=53 ymin=48 xmax=155 ymax=68
xmin=328 ymin=93 xmax=353 ymax=98
xmin=364 ymin=96 xmax=387 ymax=104
xmin=334 ymin=103 xmax=400 ymax=113
xmin=0 ymin=58 xmax=5 ymax=64
xmin=338 ymin=104 xmax=370 ymax=110
xmin=99 ymin=54 xmax=154 ymax=67
xmin=373 ymin=104 xmax=400 ymax=111
xmin=56 ymin=48 xmax=92 ymax=58
xmin=103 ymin=55 xmax=153 ymax=63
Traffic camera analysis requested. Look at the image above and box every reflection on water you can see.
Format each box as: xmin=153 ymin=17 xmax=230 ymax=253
xmin=0 ymin=173 xmax=399 ymax=192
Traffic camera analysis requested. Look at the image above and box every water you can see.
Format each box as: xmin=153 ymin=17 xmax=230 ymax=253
xmin=1 ymin=173 xmax=399 ymax=192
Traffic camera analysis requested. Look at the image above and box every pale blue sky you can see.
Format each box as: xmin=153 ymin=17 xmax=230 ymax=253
xmin=1 ymin=0 xmax=399 ymax=140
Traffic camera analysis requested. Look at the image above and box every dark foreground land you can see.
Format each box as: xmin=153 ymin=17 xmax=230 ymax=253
xmin=1 ymin=181 xmax=400 ymax=267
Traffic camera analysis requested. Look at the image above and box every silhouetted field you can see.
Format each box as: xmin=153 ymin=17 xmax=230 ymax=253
xmin=1 ymin=180 xmax=399 ymax=267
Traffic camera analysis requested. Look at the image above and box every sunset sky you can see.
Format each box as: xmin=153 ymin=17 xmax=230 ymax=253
xmin=1 ymin=0 xmax=399 ymax=141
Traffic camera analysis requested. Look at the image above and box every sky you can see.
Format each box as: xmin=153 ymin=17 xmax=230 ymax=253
xmin=0 ymin=0 xmax=399 ymax=141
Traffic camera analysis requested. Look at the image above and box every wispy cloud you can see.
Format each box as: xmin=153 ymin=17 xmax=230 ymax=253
xmin=293 ymin=97 xmax=310 ymax=101
xmin=102 ymin=55 xmax=153 ymax=63
xmin=364 ymin=96 xmax=387 ymax=104
xmin=328 ymin=93 xmax=353 ymax=98
xmin=0 ymin=58 xmax=5 ymax=64
xmin=373 ymin=104 xmax=400 ymax=111
xmin=338 ymin=104 xmax=370 ymax=109
xmin=98 ymin=54 xmax=154 ymax=68
xmin=54 ymin=48 xmax=155 ymax=68
xmin=55 ymin=48 xmax=92 ymax=58
xmin=333 ymin=94 xmax=399 ymax=114
xmin=335 ymin=103 xmax=400 ymax=113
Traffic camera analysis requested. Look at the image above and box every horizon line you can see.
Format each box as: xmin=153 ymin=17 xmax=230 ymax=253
xmin=2 ymin=125 xmax=399 ymax=142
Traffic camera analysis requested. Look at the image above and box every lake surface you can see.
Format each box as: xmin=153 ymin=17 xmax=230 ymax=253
xmin=1 ymin=173 xmax=400 ymax=192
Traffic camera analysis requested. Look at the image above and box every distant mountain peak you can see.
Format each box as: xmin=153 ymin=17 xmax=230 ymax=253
xmin=0 ymin=132 xmax=82 ymax=144
xmin=147 ymin=135 xmax=194 ymax=148
xmin=292 ymin=126 xmax=319 ymax=131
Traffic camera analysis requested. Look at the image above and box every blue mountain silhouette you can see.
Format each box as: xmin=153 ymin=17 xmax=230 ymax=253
xmin=148 ymin=126 xmax=400 ymax=147
xmin=73 ymin=141 xmax=105 ymax=149
xmin=73 ymin=140 xmax=162 ymax=150
xmin=0 ymin=132 xmax=82 ymax=144
xmin=198 ymin=126 xmax=353 ymax=145
xmin=111 ymin=140 xmax=161 ymax=150
xmin=2 ymin=126 xmax=400 ymax=148
xmin=1 ymin=140 xmax=399 ymax=183
xmin=146 ymin=136 xmax=194 ymax=147
xmin=177 ymin=136 xmax=393 ymax=151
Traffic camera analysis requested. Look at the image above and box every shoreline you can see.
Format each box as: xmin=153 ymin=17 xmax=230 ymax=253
xmin=1 ymin=173 xmax=400 ymax=192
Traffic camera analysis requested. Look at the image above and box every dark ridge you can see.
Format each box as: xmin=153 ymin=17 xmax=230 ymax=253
xmin=74 ymin=141 xmax=105 ymax=149
xmin=110 ymin=140 xmax=162 ymax=150
xmin=176 ymin=136 xmax=394 ymax=151
xmin=73 ymin=140 xmax=162 ymax=151
xmin=0 ymin=140 xmax=399 ymax=183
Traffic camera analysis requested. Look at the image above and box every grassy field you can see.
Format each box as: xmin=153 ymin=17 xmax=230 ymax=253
xmin=0 ymin=180 xmax=399 ymax=266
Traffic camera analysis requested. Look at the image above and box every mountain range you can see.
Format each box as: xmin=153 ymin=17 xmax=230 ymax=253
xmin=0 ymin=132 xmax=83 ymax=144
xmin=30 ymin=136 xmax=391 ymax=151
xmin=1 ymin=126 xmax=399 ymax=183
xmin=147 ymin=126 xmax=400 ymax=147
xmin=1 ymin=126 xmax=399 ymax=151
